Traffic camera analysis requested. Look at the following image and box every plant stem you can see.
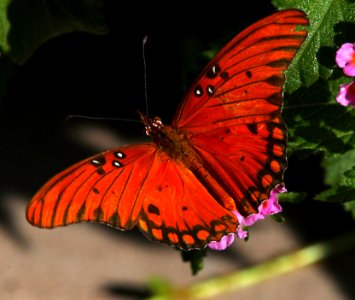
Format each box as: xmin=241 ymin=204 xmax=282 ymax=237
xmin=148 ymin=230 xmax=355 ymax=300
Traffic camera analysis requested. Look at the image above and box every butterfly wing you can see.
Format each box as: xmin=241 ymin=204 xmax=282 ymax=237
xmin=26 ymin=144 xmax=157 ymax=229
xmin=172 ymin=10 xmax=308 ymax=214
xmin=26 ymin=143 xmax=237 ymax=249
xmin=190 ymin=117 xmax=287 ymax=216
xmin=136 ymin=150 xmax=237 ymax=249
xmin=173 ymin=9 xmax=308 ymax=130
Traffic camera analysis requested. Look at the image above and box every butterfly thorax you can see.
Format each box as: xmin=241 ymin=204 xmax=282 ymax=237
xmin=142 ymin=114 xmax=205 ymax=164
xmin=142 ymin=114 xmax=186 ymax=160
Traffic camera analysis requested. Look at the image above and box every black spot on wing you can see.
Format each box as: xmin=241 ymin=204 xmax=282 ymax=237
xmin=247 ymin=124 xmax=258 ymax=134
xmin=96 ymin=168 xmax=105 ymax=175
xmin=91 ymin=156 xmax=106 ymax=167
xmin=148 ymin=204 xmax=160 ymax=216
xmin=220 ymin=71 xmax=228 ymax=79
xmin=266 ymin=93 xmax=282 ymax=105
xmin=206 ymin=85 xmax=215 ymax=95
xmin=266 ymin=75 xmax=284 ymax=87
xmin=206 ymin=64 xmax=221 ymax=79
xmin=267 ymin=58 xmax=291 ymax=67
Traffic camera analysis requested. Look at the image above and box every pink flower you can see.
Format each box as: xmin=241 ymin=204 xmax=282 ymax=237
xmin=208 ymin=234 xmax=235 ymax=251
xmin=336 ymin=43 xmax=355 ymax=76
xmin=208 ymin=184 xmax=286 ymax=250
xmin=336 ymin=81 xmax=355 ymax=107
xmin=259 ymin=184 xmax=285 ymax=215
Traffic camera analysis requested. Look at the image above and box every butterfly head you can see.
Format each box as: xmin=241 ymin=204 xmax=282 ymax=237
xmin=138 ymin=111 xmax=164 ymax=137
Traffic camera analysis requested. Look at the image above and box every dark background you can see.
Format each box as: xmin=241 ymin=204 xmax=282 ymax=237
xmin=0 ymin=0 xmax=278 ymax=226
xmin=1 ymin=1 xmax=355 ymax=299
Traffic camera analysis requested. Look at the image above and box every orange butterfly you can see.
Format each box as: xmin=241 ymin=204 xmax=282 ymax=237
xmin=26 ymin=9 xmax=308 ymax=250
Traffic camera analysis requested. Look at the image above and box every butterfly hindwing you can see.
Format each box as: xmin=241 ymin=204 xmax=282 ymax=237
xmin=136 ymin=151 xmax=238 ymax=249
xmin=190 ymin=117 xmax=287 ymax=216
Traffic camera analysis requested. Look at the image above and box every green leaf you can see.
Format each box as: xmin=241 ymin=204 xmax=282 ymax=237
xmin=0 ymin=0 xmax=11 ymax=54
xmin=273 ymin=0 xmax=355 ymax=90
xmin=272 ymin=0 xmax=355 ymax=157
xmin=315 ymin=185 xmax=355 ymax=203
xmin=0 ymin=0 xmax=107 ymax=64
xmin=180 ymin=249 xmax=207 ymax=276
xmin=315 ymin=151 xmax=355 ymax=219
xmin=344 ymin=200 xmax=355 ymax=218
xmin=316 ymin=163 xmax=355 ymax=203
xmin=322 ymin=150 xmax=355 ymax=185
xmin=344 ymin=168 xmax=355 ymax=179
xmin=270 ymin=213 xmax=285 ymax=223
xmin=271 ymin=0 xmax=355 ymax=216
xmin=278 ymin=192 xmax=307 ymax=203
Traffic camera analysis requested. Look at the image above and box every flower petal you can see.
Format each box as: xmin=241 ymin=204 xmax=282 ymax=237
xmin=237 ymin=225 xmax=248 ymax=239
xmin=258 ymin=184 xmax=286 ymax=216
xmin=208 ymin=233 xmax=235 ymax=251
xmin=344 ymin=64 xmax=355 ymax=76
xmin=208 ymin=184 xmax=286 ymax=251
xmin=336 ymin=81 xmax=355 ymax=107
xmin=336 ymin=43 xmax=355 ymax=72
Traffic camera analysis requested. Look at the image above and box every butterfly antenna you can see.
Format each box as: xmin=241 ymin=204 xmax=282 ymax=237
xmin=65 ymin=115 xmax=141 ymax=123
xmin=142 ymin=35 xmax=149 ymax=117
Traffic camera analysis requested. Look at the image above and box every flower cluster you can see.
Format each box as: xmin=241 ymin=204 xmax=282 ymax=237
xmin=336 ymin=43 xmax=355 ymax=107
xmin=208 ymin=185 xmax=286 ymax=250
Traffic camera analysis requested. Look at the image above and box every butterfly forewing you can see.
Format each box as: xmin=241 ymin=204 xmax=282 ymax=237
xmin=172 ymin=9 xmax=308 ymax=131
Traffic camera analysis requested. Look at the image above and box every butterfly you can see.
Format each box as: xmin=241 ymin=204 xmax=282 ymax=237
xmin=26 ymin=9 xmax=308 ymax=250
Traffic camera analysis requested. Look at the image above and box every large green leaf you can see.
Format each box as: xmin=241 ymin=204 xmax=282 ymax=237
xmin=272 ymin=0 xmax=355 ymax=156
xmin=273 ymin=0 xmax=355 ymax=216
xmin=273 ymin=0 xmax=355 ymax=91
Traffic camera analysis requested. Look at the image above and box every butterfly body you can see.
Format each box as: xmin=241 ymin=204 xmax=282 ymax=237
xmin=27 ymin=10 xmax=308 ymax=250
xmin=143 ymin=113 xmax=239 ymax=211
